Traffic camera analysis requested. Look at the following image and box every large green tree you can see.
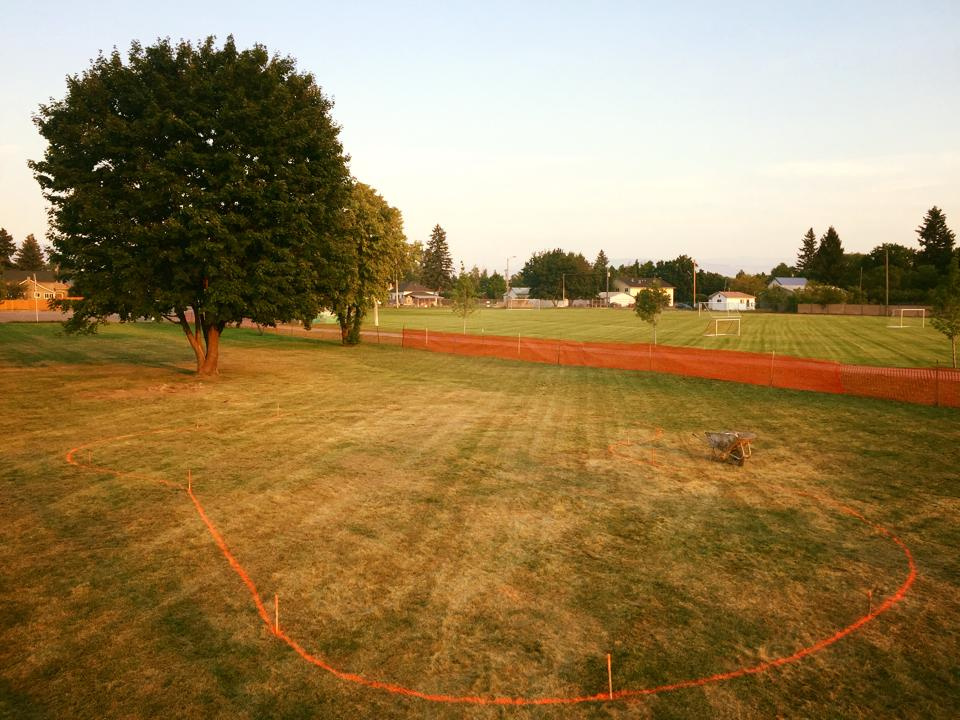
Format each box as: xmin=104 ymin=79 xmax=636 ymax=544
xmin=796 ymin=228 xmax=817 ymax=273
xmin=916 ymin=206 xmax=956 ymax=274
xmin=321 ymin=181 xmax=407 ymax=345
xmin=0 ymin=228 xmax=15 ymax=268
xmin=519 ymin=249 xmax=594 ymax=300
xmin=14 ymin=234 xmax=46 ymax=271
xmin=812 ymin=226 xmax=844 ymax=285
xmin=422 ymin=224 xmax=453 ymax=292
xmin=30 ymin=36 xmax=349 ymax=374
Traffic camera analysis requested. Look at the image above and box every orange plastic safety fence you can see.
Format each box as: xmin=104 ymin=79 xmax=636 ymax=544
xmin=402 ymin=329 xmax=958 ymax=408
xmin=64 ymin=420 xmax=918 ymax=707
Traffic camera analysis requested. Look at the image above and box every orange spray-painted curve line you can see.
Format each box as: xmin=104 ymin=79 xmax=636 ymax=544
xmin=65 ymin=423 xmax=917 ymax=706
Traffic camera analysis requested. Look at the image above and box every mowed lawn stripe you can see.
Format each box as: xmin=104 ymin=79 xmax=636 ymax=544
xmin=369 ymin=308 xmax=949 ymax=367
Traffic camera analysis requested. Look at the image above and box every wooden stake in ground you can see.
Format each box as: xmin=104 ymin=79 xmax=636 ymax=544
xmin=188 ymin=468 xmax=192 ymax=493
xmin=274 ymin=593 xmax=279 ymax=635
xmin=607 ymin=653 xmax=613 ymax=699
xmin=867 ymin=589 xmax=873 ymax=615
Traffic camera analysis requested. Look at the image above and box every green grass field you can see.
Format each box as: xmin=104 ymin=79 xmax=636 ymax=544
xmin=368 ymin=307 xmax=950 ymax=368
xmin=1 ymin=323 xmax=958 ymax=719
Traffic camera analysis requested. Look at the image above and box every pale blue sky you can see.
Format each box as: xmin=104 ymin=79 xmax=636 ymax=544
xmin=1 ymin=1 xmax=958 ymax=274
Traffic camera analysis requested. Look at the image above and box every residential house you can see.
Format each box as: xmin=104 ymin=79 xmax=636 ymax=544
xmin=5 ymin=270 xmax=72 ymax=300
xmin=708 ymin=291 xmax=755 ymax=312
xmin=389 ymin=282 xmax=442 ymax=307
xmin=613 ymin=277 xmax=675 ymax=307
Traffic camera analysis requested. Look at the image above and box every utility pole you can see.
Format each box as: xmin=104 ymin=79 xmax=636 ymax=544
xmin=562 ymin=273 xmax=566 ymax=304
xmin=885 ymin=247 xmax=889 ymax=309
xmin=692 ymin=259 xmax=697 ymax=307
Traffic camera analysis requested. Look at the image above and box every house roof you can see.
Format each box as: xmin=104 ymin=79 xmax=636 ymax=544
xmin=772 ymin=277 xmax=807 ymax=288
xmin=4 ymin=269 xmax=61 ymax=283
xmin=712 ymin=291 xmax=755 ymax=299
xmin=618 ymin=277 xmax=675 ymax=289
xmin=397 ymin=282 xmax=438 ymax=294
xmin=506 ymin=287 xmax=530 ymax=297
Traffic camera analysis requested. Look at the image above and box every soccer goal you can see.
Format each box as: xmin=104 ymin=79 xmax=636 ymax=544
xmin=888 ymin=308 xmax=926 ymax=328
xmin=704 ymin=317 xmax=741 ymax=337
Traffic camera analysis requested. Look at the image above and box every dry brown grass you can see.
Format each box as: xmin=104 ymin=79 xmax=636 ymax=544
xmin=0 ymin=323 xmax=958 ymax=719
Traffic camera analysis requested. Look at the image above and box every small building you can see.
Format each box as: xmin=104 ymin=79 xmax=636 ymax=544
xmin=768 ymin=277 xmax=808 ymax=292
xmin=597 ymin=291 xmax=635 ymax=308
xmin=503 ymin=286 xmax=531 ymax=307
xmin=5 ymin=270 xmax=71 ymax=300
xmin=708 ymin=291 xmax=756 ymax=312
xmin=388 ymin=282 xmax=442 ymax=307
xmin=613 ymin=277 xmax=675 ymax=307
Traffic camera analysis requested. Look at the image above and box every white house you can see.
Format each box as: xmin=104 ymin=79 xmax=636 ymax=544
xmin=768 ymin=277 xmax=808 ymax=292
xmin=597 ymin=291 xmax=635 ymax=308
xmin=613 ymin=277 xmax=675 ymax=307
xmin=708 ymin=291 xmax=756 ymax=311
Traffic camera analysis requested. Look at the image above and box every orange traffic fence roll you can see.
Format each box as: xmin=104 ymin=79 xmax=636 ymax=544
xmin=401 ymin=328 xmax=957 ymax=409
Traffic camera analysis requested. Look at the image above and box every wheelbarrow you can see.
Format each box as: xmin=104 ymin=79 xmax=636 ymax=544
xmin=703 ymin=431 xmax=756 ymax=466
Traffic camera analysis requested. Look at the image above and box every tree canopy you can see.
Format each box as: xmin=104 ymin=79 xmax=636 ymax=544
xmin=0 ymin=228 xmax=15 ymax=268
xmin=811 ymin=226 xmax=844 ymax=286
xmin=797 ymin=228 xmax=817 ymax=272
xmin=931 ymin=268 xmax=960 ymax=368
xmin=634 ymin=283 xmax=670 ymax=344
xmin=14 ymin=234 xmax=46 ymax=271
xmin=321 ymin=181 xmax=407 ymax=344
xmin=30 ymin=36 xmax=349 ymax=374
xmin=422 ymin=225 xmax=453 ymax=292
xmin=916 ymin=206 xmax=956 ymax=274
xmin=518 ymin=249 xmax=595 ymax=300
xmin=451 ymin=263 xmax=479 ymax=331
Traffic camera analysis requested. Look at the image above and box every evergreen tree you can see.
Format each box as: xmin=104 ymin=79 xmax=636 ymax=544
xmin=0 ymin=228 xmax=15 ymax=268
xmin=14 ymin=234 xmax=45 ymax=271
xmin=422 ymin=224 xmax=453 ymax=292
xmin=813 ymin=227 xmax=844 ymax=285
xmin=916 ymin=206 xmax=956 ymax=273
xmin=593 ymin=249 xmax=609 ymax=275
xmin=796 ymin=228 xmax=817 ymax=273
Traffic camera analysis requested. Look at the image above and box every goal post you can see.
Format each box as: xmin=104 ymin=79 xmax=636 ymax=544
xmin=704 ymin=317 xmax=741 ymax=337
xmin=888 ymin=308 xmax=926 ymax=328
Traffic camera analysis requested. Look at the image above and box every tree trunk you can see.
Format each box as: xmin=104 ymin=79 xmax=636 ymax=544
xmin=338 ymin=305 xmax=364 ymax=345
xmin=177 ymin=309 xmax=207 ymax=371
xmin=198 ymin=324 xmax=221 ymax=376
xmin=175 ymin=308 xmax=223 ymax=375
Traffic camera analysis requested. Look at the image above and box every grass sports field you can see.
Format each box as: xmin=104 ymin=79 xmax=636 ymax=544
xmin=2 ymin=322 xmax=958 ymax=719
xmin=367 ymin=307 xmax=950 ymax=368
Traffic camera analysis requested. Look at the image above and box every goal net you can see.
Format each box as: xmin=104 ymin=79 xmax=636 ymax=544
xmin=704 ymin=317 xmax=741 ymax=337
xmin=888 ymin=308 xmax=926 ymax=328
